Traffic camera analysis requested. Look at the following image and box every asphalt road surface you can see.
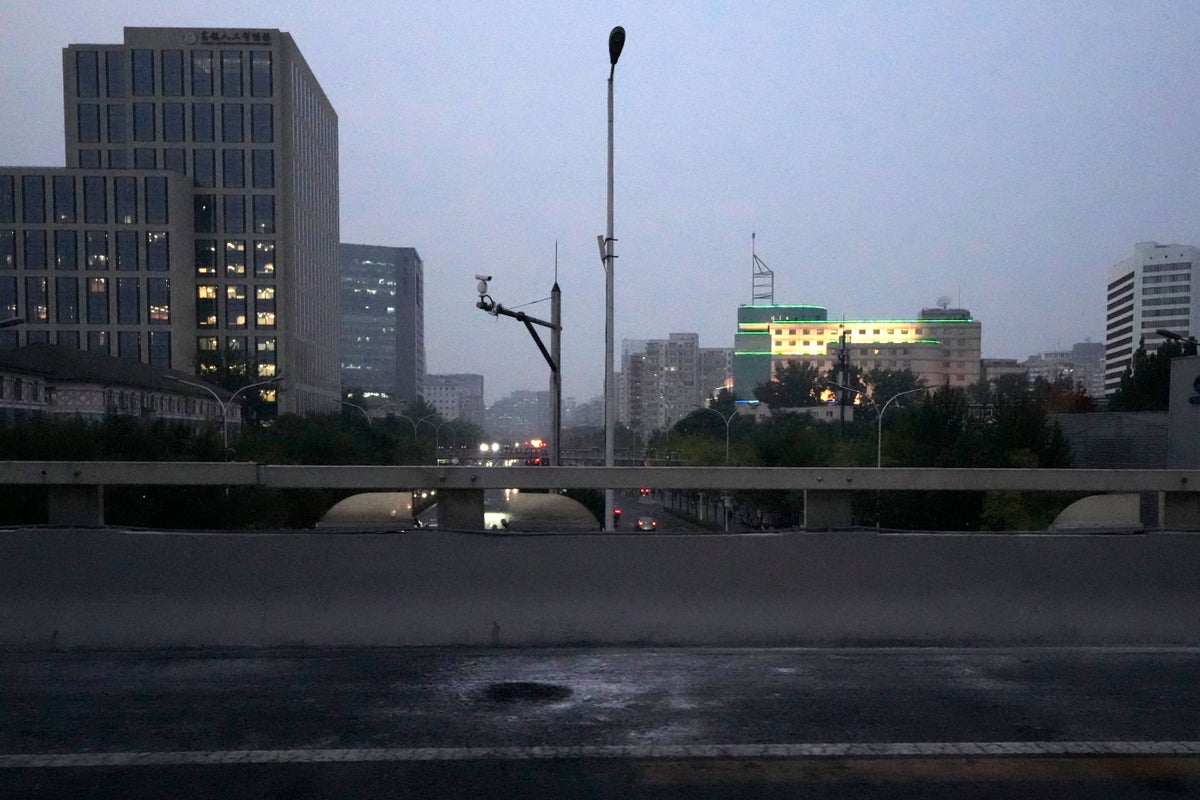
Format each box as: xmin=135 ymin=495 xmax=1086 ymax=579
xmin=3 ymin=647 xmax=1199 ymax=798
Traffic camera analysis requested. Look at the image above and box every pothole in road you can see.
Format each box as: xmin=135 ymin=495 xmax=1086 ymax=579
xmin=481 ymin=681 xmax=573 ymax=703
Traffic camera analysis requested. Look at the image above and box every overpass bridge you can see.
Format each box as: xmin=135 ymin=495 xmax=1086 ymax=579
xmin=3 ymin=461 xmax=1199 ymax=530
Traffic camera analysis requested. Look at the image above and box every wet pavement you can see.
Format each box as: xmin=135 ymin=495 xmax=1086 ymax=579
xmin=2 ymin=646 xmax=1199 ymax=797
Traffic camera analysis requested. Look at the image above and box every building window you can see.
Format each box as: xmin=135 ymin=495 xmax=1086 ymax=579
xmin=251 ymin=104 xmax=272 ymax=142
xmin=149 ymin=331 xmax=171 ymax=366
xmin=76 ymin=50 xmax=99 ymax=97
xmin=159 ymin=102 xmax=184 ymax=143
xmin=148 ymin=278 xmax=170 ymax=323
xmin=197 ymin=285 xmax=217 ymax=328
xmin=116 ymin=230 xmax=138 ymax=270
xmin=23 ymin=231 xmax=46 ymax=269
xmin=56 ymin=277 xmax=78 ymax=323
xmin=87 ymin=330 xmax=109 ymax=355
xmin=114 ymin=176 xmax=138 ymax=224
xmin=146 ymin=232 xmax=168 ymax=271
xmin=193 ymin=149 xmax=216 ymax=188
xmin=254 ymin=241 xmax=275 ymax=276
xmin=85 ymin=231 xmax=108 ymax=270
xmin=194 ymin=195 xmax=216 ymax=233
xmin=78 ymin=105 xmax=101 ymax=143
xmin=133 ymin=102 xmax=155 ymax=141
xmin=25 ymin=277 xmax=48 ymax=322
xmin=55 ymin=230 xmax=77 ymax=271
xmin=223 ymin=149 xmax=245 ymax=188
xmin=0 ymin=175 xmax=12 ymax=223
xmin=117 ymin=278 xmax=140 ymax=324
xmin=256 ymin=336 xmax=276 ymax=375
xmin=118 ymin=331 xmax=140 ymax=362
xmin=222 ymin=103 xmax=244 ymax=143
xmin=255 ymin=285 xmax=276 ymax=328
xmin=225 ymin=240 xmax=246 ymax=275
xmin=224 ymin=195 xmax=245 ymax=233
xmin=87 ymin=277 xmax=108 ymax=324
xmin=161 ymin=50 xmax=183 ymax=96
xmin=53 ymin=175 xmax=76 ymax=223
xmin=192 ymin=51 xmax=214 ymax=96
xmin=83 ymin=176 xmax=106 ymax=223
xmin=253 ymin=195 xmax=274 ymax=234
xmin=193 ymin=103 xmax=214 ymax=142
xmin=108 ymin=149 xmax=130 ymax=169
xmin=145 ymin=177 xmax=168 ymax=225
xmin=226 ymin=285 xmax=247 ymax=328
xmin=131 ymin=49 xmax=154 ymax=95
xmin=104 ymin=50 xmax=126 ymax=97
xmin=195 ymin=239 xmax=217 ymax=275
xmin=221 ymin=51 xmax=243 ymax=97
xmin=250 ymin=51 xmax=272 ymax=97
xmin=251 ymin=150 xmax=273 ymax=188
xmin=106 ymin=104 xmax=127 ymax=143
xmin=21 ymin=176 xmax=45 ymax=224
xmin=57 ymin=330 xmax=79 ymax=350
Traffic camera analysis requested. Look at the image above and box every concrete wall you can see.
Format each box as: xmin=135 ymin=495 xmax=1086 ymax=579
xmin=3 ymin=529 xmax=1200 ymax=650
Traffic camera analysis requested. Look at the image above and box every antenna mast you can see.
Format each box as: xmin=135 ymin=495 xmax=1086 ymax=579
xmin=751 ymin=232 xmax=774 ymax=303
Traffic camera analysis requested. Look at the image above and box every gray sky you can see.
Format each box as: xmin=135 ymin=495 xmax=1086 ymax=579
xmin=3 ymin=1 xmax=1198 ymax=403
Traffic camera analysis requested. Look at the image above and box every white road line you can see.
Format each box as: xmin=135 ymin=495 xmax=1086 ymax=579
xmin=1 ymin=741 xmax=1198 ymax=769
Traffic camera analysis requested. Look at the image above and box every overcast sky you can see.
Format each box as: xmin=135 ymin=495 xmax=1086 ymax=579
xmin=2 ymin=1 xmax=1198 ymax=403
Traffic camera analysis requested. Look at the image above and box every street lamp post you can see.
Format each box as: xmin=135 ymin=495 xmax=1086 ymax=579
xmin=602 ymin=25 xmax=625 ymax=533
xmin=831 ymin=383 xmax=928 ymax=468
xmin=418 ymin=417 xmax=456 ymax=465
xmin=167 ymin=374 xmax=282 ymax=455
xmin=692 ymin=405 xmax=735 ymax=466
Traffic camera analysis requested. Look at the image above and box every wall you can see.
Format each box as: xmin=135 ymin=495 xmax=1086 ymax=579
xmin=3 ymin=529 xmax=1200 ymax=650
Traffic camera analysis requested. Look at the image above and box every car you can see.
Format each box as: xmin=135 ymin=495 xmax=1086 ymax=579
xmin=635 ymin=516 xmax=657 ymax=531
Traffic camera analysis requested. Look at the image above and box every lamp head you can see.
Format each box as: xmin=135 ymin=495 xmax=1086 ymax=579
xmin=608 ymin=26 xmax=625 ymax=67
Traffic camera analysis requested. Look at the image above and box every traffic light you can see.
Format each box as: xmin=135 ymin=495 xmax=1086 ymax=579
xmin=613 ymin=508 xmax=621 ymax=529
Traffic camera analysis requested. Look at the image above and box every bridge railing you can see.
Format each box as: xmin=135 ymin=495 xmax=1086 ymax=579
xmin=3 ymin=462 xmax=1199 ymax=529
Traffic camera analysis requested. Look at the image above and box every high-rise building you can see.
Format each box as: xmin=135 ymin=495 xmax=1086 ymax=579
xmin=424 ymin=374 xmax=483 ymax=423
xmin=1104 ymin=241 xmax=1200 ymax=395
xmin=338 ymin=243 xmax=424 ymax=403
xmin=734 ymin=306 xmax=982 ymax=397
xmin=0 ymin=167 xmax=193 ymax=365
xmin=59 ymin=27 xmax=340 ymax=413
xmin=619 ymin=333 xmax=732 ymax=440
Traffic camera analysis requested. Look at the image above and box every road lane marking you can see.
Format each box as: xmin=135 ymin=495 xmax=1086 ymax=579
xmin=1 ymin=741 xmax=1199 ymax=769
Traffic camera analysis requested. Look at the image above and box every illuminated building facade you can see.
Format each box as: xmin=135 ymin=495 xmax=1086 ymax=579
xmin=61 ymin=27 xmax=340 ymax=414
xmin=338 ymin=243 xmax=424 ymax=404
xmin=734 ymin=305 xmax=982 ymax=396
xmin=1104 ymin=242 xmax=1199 ymax=395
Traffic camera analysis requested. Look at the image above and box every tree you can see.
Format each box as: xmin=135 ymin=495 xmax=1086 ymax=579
xmin=1109 ymin=338 xmax=1196 ymax=411
xmin=753 ymin=361 xmax=824 ymax=408
xmin=861 ymin=368 xmax=926 ymax=407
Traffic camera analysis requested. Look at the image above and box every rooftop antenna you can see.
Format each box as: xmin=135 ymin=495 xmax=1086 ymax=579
xmin=751 ymin=232 xmax=774 ymax=304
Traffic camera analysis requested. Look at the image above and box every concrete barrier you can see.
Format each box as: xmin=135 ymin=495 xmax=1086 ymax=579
xmin=2 ymin=528 xmax=1199 ymax=649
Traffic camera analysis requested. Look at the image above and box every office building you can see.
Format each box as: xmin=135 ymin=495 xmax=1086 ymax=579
xmin=58 ymin=27 xmax=340 ymax=413
xmin=1105 ymin=241 xmax=1200 ymax=395
xmin=734 ymin=305 xmax=982 ymax=397
xmin=0 ymin=167 xmax=193 ymax=366
xmin=424 ymin=373 xmax=483 ymax=423
xmin=339 ymin=244 xmax=424 ymax=403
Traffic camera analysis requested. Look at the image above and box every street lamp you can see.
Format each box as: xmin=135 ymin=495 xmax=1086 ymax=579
xmin=601 ymin=24 xmax=625 ymax=533
xmin=418 ymin=416 xmax=456 ymax=465
xmin=0 ymin=317 xmax=25 ymax=329
xmin=831 ymin=383 xmax=928 ymax=468
xmin=1156 ymin=328 xmax=1198 ymax=345
xmin=340 ymin=400 xmax=372 ymax=424
xmin=167 ymin=374 xmax=282 ymax=455
xmin=692 ymin=404 xmax=735 ymax=466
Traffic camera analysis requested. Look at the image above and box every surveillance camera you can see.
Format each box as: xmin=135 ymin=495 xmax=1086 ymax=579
xmin=475 ymin=274 xmax=492 ymax=282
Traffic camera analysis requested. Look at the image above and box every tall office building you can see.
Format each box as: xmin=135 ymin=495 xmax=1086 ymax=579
xmin=1105 ymin=241 xmax=1200 ymax=395
xmin=60 ymin=27 xmax=340 ymax=413
xmin=338 ymin=243 xmax=424 ymax=403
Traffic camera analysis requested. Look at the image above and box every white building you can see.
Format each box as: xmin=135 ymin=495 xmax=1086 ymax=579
xmin=1105 ymin=242 xmax=1200 ymax=395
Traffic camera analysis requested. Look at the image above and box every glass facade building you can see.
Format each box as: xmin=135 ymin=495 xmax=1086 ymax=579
xmin=338 ymin=244 xmax=425 ymax=404
xmin=61 ymin=27 xmax=340 ymax=414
